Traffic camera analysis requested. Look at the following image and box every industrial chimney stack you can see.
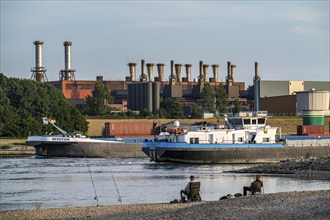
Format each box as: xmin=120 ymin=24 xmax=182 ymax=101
xmin=226 ymin=61 xmax=233 ymax=86
xmin=203 ymin=64 xmax=209 ymax=82
xmin=31 ymin=40 xmax=47 ymax=82
xmin=146 ymin=63 xmax=154 ymax=82
xmin=175 ymin=64 xmax=182 ymax=82
xmin=128 ymin=63 xmax=137 ymax=81
xmin=254 ymin=62 xmax=261 ymax=111
xmin=59 ymin=41 xmax=76 ymax=81
xmin=185 ymin=64 xmax=192 ymax=82
xmin=212 ymin=64 xmax=219 ymax=82
xmin=198 ymin=61 xmax=204 ymax=84
xmin=157 ymin=63 xmax=165 ymax=82
xmin=169 ymin=60 xmax=176 ymax=85
xmin=140 ymin=59 xmax=147 ymax=82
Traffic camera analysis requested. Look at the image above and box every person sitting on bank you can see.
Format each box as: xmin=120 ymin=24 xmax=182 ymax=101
xmin=180 ymin=175 xmax=197 ymax=201
xmin=243 ymin=175 xmax=263 ymax=196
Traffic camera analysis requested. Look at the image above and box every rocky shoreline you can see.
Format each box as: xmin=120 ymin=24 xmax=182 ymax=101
xmin=225 ymin=156 xmax=330 ymax=180
xmin=1 ymin=156 xmax=329 ymax=220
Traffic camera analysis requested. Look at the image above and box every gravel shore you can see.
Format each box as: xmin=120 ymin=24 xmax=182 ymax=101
xmin=1 ymin=156 xmax=329 ymax=220
xmin=1 ymin=190 xmax=329 ymax=220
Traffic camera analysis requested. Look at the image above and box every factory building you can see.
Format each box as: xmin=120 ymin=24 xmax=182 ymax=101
xmin=30 ymin=40 xmax=329 ymax=116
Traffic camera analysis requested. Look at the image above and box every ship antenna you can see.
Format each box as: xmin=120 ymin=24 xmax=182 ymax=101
xmin=108 ymin=160 xmax=123 ymax=205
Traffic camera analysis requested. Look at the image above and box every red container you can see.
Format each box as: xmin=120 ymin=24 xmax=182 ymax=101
xmin=297 ymin=125 xmax=324 ymax=135
xmin=104 ymin=122 xmax=157 ymax=137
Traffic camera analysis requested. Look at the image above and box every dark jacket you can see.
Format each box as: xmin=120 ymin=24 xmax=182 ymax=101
xmin=250 ymin=180 xmax=263 ymax=193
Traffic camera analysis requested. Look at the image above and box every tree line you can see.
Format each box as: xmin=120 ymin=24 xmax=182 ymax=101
xmin=0 ymin=73 xmax=88 ymax=137
xmin=0 ymin=74 xmax=242 ymax=137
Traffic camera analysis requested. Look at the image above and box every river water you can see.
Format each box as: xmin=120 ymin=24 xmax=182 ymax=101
xmin=1 ymin=156 xmax=329 ymax=211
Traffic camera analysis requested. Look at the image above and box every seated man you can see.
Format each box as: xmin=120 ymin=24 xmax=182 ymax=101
xmin=180 ymin=175 xmax=202 ymax=202
xmin=243 ymin=175 xmax=263 ymax=196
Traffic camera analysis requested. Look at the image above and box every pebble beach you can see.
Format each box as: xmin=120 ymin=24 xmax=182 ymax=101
xmin=1 ymin=156 xmax=330 ymax=220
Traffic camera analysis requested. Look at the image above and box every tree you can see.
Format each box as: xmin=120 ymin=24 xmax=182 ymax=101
xmin=215 ymin=84 xmax=228 ymax=114
xmin=84 ymin=83 xmax=113 ymax=116
xmin=201 ymin=83 xmax=215 ymax=113
xmin=0 ymin=73 xmax=88 ymax=137
xmin=159 ymin=97 xmax=184 ymax=119
xmin=190 ymin=102 xmax=202 ymax=119
xmin=233 ymin=98 xmax=242 ymax=114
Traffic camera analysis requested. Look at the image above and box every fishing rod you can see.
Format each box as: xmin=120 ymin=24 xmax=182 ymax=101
xmin=108 ymin=159 xmax=123 ymax=205
xmin=77 ymin=144 xmax=100 ymax=207
xmin=85 ymin=157 xmax=100 ymax=207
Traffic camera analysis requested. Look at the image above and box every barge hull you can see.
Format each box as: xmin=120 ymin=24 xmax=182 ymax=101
xmin=34 ymin=142 xmax=146 ymax=158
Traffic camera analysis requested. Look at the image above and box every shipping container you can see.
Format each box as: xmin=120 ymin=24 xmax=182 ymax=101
xmin=297 ymin=125 xmax=324 ymax=135
xmin=104 ymin=122 xmax=157 ymax=137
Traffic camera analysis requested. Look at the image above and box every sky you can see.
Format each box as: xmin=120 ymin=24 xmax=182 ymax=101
xmin=1 ymin=0 xmax=329 ymax=87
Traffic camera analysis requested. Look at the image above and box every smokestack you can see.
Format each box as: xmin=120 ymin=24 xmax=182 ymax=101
xmin=212 ymin=64 xmax=219 ymax=82
xmin=255 ymin=62 xmax=259 ymax=79
xmin=254 ymin=62 xmax=261 ymax=111
xmin=128 ymin=63 xmax=136 ymax=81
xmin=60 ymin=41 xmax=76 ymax=81
xmin=198 ymin=61 xmax=204 ymax=84
xmin=31 ymin=40 xmax=47 ymax=82
xmin=203 ymin=64 xmax=209 ymax=82
xmin=64 ymin=41 xmax=72 ymax=70
xmin=226 ymin=61 xmax=232 ymax=86
xmin=170 ymin=60 xmax=176 ymax=85
xmin=157 ymin=63 xmax=165 ymax=82
xmin=175 ymin=64 xmax=182 ymax=82
xmin=185 ymin=64 xmax=192 ymax=82
xmin=140 ymin=59 xmax=147 ymax=82
xmin=146 ymin=63 xmax=154 ymax=82
xmin=230 ymin=64 xmax=236 ymax=82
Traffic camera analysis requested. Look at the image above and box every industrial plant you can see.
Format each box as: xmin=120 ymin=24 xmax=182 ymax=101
xmin=30 ymin=40 xmax=330 ymax=118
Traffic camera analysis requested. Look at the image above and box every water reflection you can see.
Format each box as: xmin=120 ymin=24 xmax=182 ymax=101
xmin=0 ymin=157 xmax=329 ymax=211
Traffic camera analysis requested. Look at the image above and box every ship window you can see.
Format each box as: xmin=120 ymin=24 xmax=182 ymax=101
xmin=243 ymin=119 xmax=250 ymax=125
xmin=238 ymin=137 xmax=243 ymax=142
xmin=190 ymin=138 xmax=199 ymax=144
xmin=263 ymin=138 xmax=270 ymax=142
xmin=252 ymin=119 xmax=257 ymax=124
xmin=258 ymin=118 xmax=265 ymax=124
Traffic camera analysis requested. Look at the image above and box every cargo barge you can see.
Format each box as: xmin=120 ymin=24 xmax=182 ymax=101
xmin=142 ymin=112 xmax=330 ymax=164
xmin=27 ymin=118 xmax=149 ymax=158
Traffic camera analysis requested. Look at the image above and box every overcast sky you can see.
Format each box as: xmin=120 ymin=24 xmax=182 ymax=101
xmin=1 ymin=0 xmax=329 ymax=87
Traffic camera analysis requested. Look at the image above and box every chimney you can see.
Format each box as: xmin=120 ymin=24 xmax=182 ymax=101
xmin=169 ymin=60 xmax=176 ymax=85
xmin=198 ymin=61 xmax=204 ymax=84
xmin=146 ymin=63 xmax=154 ymax=82
xmin=230 ymin=64 xmax=236 ymax=82
xmin=140 ymin=59 xmax=147 ymax=82
xmin=255 ymin=61 xmax=259 ymax=79
xmin=203 ymin=64 xmax=209 ymax=82
xmin=175 ymin=64 xmax=182 ymax=82
xmin=157 ymin=63 xmax=165 ymax=82
xmin=227 ymin=61 xmax=232 ymax=86
xmin=128 ymin=62 xmax=137 ymax=81
xmin=254 ymin=62 xmax=261 ymax=111
xmin=185 ymin=64 xmax=192 ymax=82
xmin=59 ymin=41 xmax=76 ymax=81
xmin=31 ymin=40 xmax=47 ymax=82
xmin=212 ymin=64 xmax=219 ymax=82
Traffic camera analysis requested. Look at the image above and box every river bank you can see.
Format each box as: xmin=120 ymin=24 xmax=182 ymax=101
xmin=1 ymin=190 xmax=329 ymax=220
xmin=0 ymin=139 xmax=35 ymax=156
